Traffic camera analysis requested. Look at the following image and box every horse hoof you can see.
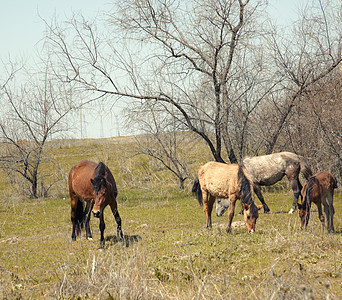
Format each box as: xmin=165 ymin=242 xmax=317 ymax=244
xmin=288 ymin=208 xmax=295 ymax=214
xmin=117 ymin=231 xmax=124 ymax=242
xmin=87 ymin=237 xmax=93 ymax=241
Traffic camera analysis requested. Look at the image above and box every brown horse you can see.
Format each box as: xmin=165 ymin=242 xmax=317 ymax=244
xmin=297 ymin=171 xmax=337 ymax=233
xmin=68 ymin=160 xmax=123 ymax=249
xmin=192 ymin=162 xmax=263 ymax=233
xmin=241 ymin=152 xmax=312 ymax=214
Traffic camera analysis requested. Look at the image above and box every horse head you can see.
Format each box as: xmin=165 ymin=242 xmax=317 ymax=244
xmin=243 ymin=203 xmax=263 ymax=233
xmin=216 ymin=198 xmax=229 ymax=217
xmin=297 ymin=203 xmax=310 ymax=229
xmin=91 ymin=176 xmax=109 ymax=218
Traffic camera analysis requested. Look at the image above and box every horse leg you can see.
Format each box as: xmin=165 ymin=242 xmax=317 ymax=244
xmin=321 ymin=198 xmax=331 ymax=233
xmin=70 ymin=194 xmax=82 ymax=241
xmin=207 ymin=194 xmax=215 ymax=228
xmin=226 ymin=196 xmax=237 ymax=233
xmin=254 ymin=185 xmax=270 ymax=213
xmin=109 ymin=201 xmax=124 ymax=242
xmin=201 ymin=189 xmax=212 ymax=229
xmin=327 ymin=191 xmax=335 ymax=233
xmin=71 ymin=220 xmax=77 ymax=241
xmin=316 ymin=201 xmax=325 ymax=232
xmin=287 ymin=176 xmax=302 ymax=214
xmin=99 ymin=213 xmax=106 ymax=249
xmin=71 ymin=201 xmax=77 ymax=241
xmin=84 ymin=201 xmax=94 ymax=240
xmin=324 ymin=193 xmax=335 ymax=233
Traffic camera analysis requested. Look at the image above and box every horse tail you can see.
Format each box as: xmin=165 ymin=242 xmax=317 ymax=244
xmin=192 ymin=177 xmax=203 ymax=206
xmin=332 ymin=176 xmax=338 ymax=189
xmin=75 ymin=199 xmax=84 ymax=230
xmin=299 ymin=156 xmax=313 ymax=180
xmin=237 ymin=166 xmax=254 ymax=205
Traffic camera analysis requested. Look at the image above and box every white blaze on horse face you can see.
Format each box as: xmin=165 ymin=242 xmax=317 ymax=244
xmin=94 ymin=192 xmax=106 ymax=211
xmin=92 ymin=188 xmax=107 ymax=218
xmin=216 ymin=198 xmax=229 ymax=217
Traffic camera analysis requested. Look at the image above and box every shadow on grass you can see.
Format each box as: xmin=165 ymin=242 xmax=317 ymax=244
xmin=105 ymin=234 xmax=142 ymax=247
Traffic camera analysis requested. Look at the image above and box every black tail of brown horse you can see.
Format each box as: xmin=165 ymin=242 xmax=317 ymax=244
xmin=192 ymin=177 xmax=203 ymax=206
xmin=332 ymin=176 xmax=338 ymax=189
xmin=75 ymin=198 xmax=84 ymax=234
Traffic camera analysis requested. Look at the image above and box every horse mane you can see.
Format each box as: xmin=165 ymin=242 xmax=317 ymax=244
xmin=237 ymin=166 xmax=253 ymax=204
xmin=302 ymin=177 xmax=318 ymax=210
xmin=238 ymin=166 xmax=259 ymax=216
xmin=95 ymin=162 xmax=106 ymax=177
xmin=92 ymin=162 xmax=106 ymax=193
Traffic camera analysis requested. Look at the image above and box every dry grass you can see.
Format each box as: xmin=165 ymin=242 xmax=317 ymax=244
xmin=0 ymin=136 xmax=341 ymax=299
xmin=0 ymin=190 xmax=341 ymax=299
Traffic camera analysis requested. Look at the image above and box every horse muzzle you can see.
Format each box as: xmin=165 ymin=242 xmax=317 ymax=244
xmin=92 ymin=210 xmax=101 ymax=218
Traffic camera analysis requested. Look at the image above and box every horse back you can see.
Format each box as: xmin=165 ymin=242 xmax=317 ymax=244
xmin=302 ymin=171 xmax=336 ymax=204
xmin=69 ymin=160 xmax=98 ymax=201
xmin=198 ymin=162 xmax=240 ymax=198
xmin=314 ymin=171 xmax=337 ymax=196
xmin=242 ymin=153 xmax=289 ymax=185
xmin=69 ymin=160 xmax=118 ymax=201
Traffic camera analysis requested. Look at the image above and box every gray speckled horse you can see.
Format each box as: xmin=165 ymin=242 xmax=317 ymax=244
xmin=241 ymin=152 xmax=313 ymax=214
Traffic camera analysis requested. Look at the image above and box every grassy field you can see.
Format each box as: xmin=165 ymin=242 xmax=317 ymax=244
xmin=0 ymin=137 xmax=341 ymax=299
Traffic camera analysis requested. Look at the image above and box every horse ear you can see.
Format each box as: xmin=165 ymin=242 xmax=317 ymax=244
xmin=243 ymin=203 xmax=251 ymax=210
xmin=257 ymin=205 xmax=263 ymax=210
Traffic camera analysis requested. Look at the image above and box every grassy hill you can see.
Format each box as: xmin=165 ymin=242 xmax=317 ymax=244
xmin=0 ymin=136 xmax=341 ymax=299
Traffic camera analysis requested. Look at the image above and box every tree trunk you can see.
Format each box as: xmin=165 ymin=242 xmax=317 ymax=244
xmin=31 ymin=175 xmax=38 ymax=198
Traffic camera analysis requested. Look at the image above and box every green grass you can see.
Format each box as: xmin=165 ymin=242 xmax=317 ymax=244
xmin=0 ymin=188 xmax=341 ymax=299
xmin=0 ymin=137 xmax=341 ymax=299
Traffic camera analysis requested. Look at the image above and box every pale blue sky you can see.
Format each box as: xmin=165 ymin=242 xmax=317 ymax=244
xmin=0 ymin=0 xmax=304 ymax=138
xmin=1 ymin=0 xmax=112 ymax=60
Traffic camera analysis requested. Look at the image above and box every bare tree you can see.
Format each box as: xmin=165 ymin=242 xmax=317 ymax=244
xmin=128 ymin=101 xmax=190 ymax=189
xmin=285 ymin=72 xmax=342 ymax=182
xmin=0 ymin=60 xmax=74 ymax=198
xmin=260 ymin=0 xmax=342 ymax=154
xmin=45 ymin=0 xmax=274 ymax=163
xmin=44 ymin=0 xmax=342 ymax=166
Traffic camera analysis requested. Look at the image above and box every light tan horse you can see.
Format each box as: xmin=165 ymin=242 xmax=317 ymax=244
xmin=297 ymin=171 xmax=337 ymax=233
xmin=192 ymin=162 xmax=262 ymax=233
